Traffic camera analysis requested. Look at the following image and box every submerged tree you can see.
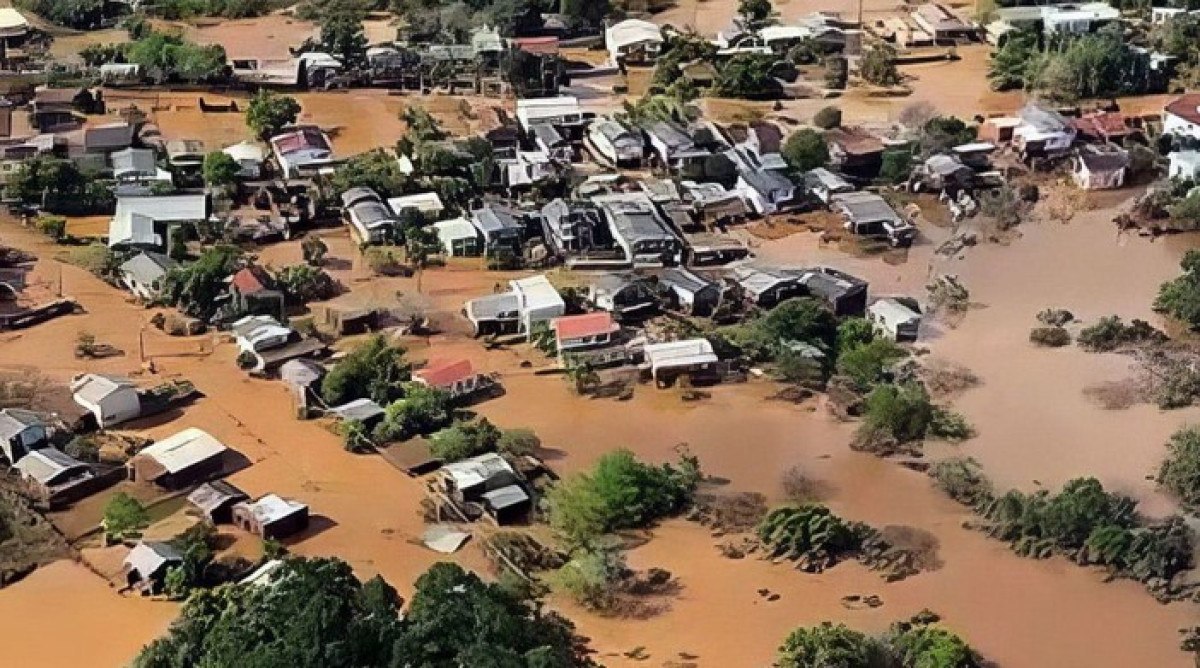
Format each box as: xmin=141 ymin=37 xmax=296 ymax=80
xmin=245 ymin=90 xmax=302 ymax=139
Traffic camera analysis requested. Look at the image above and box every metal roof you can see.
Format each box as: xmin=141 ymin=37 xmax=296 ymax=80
xmin=235 ymin=494 xmax=308 ymax=525
xmin=644 ymin=339 xmax=717 ymax=369
xmin=443 ymin=452 xmax=517 ymax=489
xmin=71 ymin=374 xmax=136 ymax=406
xmin=14 ymin=448 xmax=87 ymax=484
xmin=136 ymin=427 xmax=228 ymax=474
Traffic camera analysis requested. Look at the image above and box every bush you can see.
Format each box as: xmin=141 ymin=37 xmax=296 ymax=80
xmin=274 ymin=264 xmax=338 ymax=306
xmin=321 ymin=335 xmax=412 ymax=406
xmin=782 ymin=128 xmax=829 ymax=173
xmin=1156 ymin=250 xmax=1200 ymax=328
xmin=497 ymin=428 xmax=541 ymax=456
xmin=929 ymin=457 xmax=993 ymax=507
xmin=811 ymin=106 xmax=842 ymax=130
xmin=245 ymin=90 xmax=301 ymax=139
xmin=428 ymin=418 xmax=501 ymax=461
xmin=551 ymin=546 xmax=625 ymax=611
xmin=1159 ymin=426 xmax=1200 ymax=506
xmin=363 ymin=245 xmax=406 ymax=276
xmin=859 ymin=382 xmax=936 ymax=444
xmin=879 ymin=149 xmax=913 ymax=184
xmin=1077 ymin=316 xmax=1166 ymax=352
xmin=64 ymin=435 xmax=101 ymax=463
xmin=835 ymin=338 xmax=906 ymax=391
xmin=929 ymin=407 xmax=974 ymax=441
xmin=103 ymin=492 xmax=149 ymax=543
xmin=1036 ymin=308 xmax=1074 ymax=327
xmin=1029 ymin=326 xmax=1071 ymax=347
xmin=371 ymin=384 xmax=451 ymax=443
xmin=545 ymin=449 xmax=701 ymax=547
xmin=36 ymin=215 xmax=67 ymax=241
xmin=724 ymin=297 xmax=837 ymax=363
xmin=778 ymin=622 xmax=887 ymax=668
xmin=756 ymin=505 xmax=866 ymax=571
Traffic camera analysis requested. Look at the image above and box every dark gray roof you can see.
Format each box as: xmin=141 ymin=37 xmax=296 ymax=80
xmin=330 ymin=398 xmax=386 ymax=423
xmin=472 ymin=203 xmax=525 ymax=235
xmin=740 ymin=166 xmax=794 ymax=195
xmin=530 ymin=123 xmax=566 ymax=147
xmin=659 ymin=267 xmax=715 ymax=294
xmin=0 ymin=408 xmax=42 ymax=440
xmin=1078 ymin=145 xmax=1130 ymax=172
xmin=119 ymin=251 xmax=178 ymax=286
xmin=85 ymin=123 xmax=134 ymax=150
xmin=597 ymin=196 xmax=675 ymax=244
xmin=793 ymin=266 xmax=867 ymax=300
xmin=14 ymin=448 xmax=89 ymax=485
xmin=187 ymin=480 xmax=248 ymax=513
xmin=341 ymin=187 xmax=382 ymax=208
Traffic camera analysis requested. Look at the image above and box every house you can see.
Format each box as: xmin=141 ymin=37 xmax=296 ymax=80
xmin=1164 ymin=94 xmax=1200 ymax=142
xmin=464 ymin=274 xmax=565 ymax=337
xmin=593 ymin=192 xmax=681 ymax=267
xmin=643 ymin=339 xmax=719 ymax=386
xmin=231 ymin=314 xmax=293 ymax=353
xmin=868 ymin=297 xmax=921 ymax=341
xmin=588 ymin=118 xmax=645 ymax=167
xmin=977 ymin=116 xmax=1023 ymax=145
xmin=387 ymin=192 xmax=446 ymax=221
xmin=0 ymin=408 xmax=48 ymax=463
xmin=30 ymin=87 xmax=93 ymax=132
xmin=681 ymin=181 xmax=750 ymax=227
xmin=471 ymin=203 xmax=526 ymax=252
xmin=830 ymin=191 xmax=916 ymax=247
xmin=165 ymin=139 xmax=205 ymax=170
xmin=587 ymin=272 xmax=659 ymax=319
xmin=913 ymin=4 xmax=977 ymax=42
xmin=433 ymin=217 xmax=483 ymax=257
xmin=731 ymin=121 xmax=785 ymax=165
xmin=1073 ymin=144 xmax=1129 ymax=190
xmin=71 ymin=374 xmax=141 ymax=429
xmin=187 ymin=480 xmax=249 ymax=524
xmin=514 ymin=97 xmax=594 ymax=141
xmin=111 ymin=148 xmax=172 ymax=194
xmin=13 ymin=447 xmax=97 ymax=503
xmin=229 ymin=267 xmax=285 ymax=320
xmin=440 ymin=452 xmax=529 ymax=524
xmin=329 ymin=398 xmax=386 ymax=427
xmin=552 ymin=311 xmax=621 ymax=362
xmin=605 ymin=18 xmax=663 ymax=67
xmin=732 ymin=150 xmax=796 ymax=215
xmin=795 ymin=266 xmax=869 ymax=316
xmin=529 ymin=122 xmax=572 ymax=161
xmin=804 ymin=168 xmax=854 ymax=204
xmin=1071 ymin=111 xmax=1132 ymax=144
xmin=341 ymin=187 xmax=397 ymax=244
xmin=951 ymin=142 xmax=997 ymax=169
xmin=84 ymin=122 xmax=134 ymax=155
xmin=1013 ymin=102 xmax=1076 ymax=157
xmin=124 ymin=542 xmax=182 ymax=594
xmin=917 ymin=153 xmax=973 ymax=190
xmin=270 ymin=126 xmax=335 ymax=178
xmin=1169 ymin=150 xmax=1200 ymax=180
xmin=109 ymin=193 xmax=208 ymax=249
xmin=826 ymin=128 xmax=884 ymax=173
xmin=413 ymin=358 xmax=492 ymax=399
xmin=657 ymin=267 xmax=721 ymax=316
xmin=0 ymin=8 xmax=29 ymax=47
xmin=731 ymin=266 xmax=804 ymax=308
xmin=232 ymin=494 xmax=310 ymax=540
xmin=222 ymin=141 xmax=265 ymax=179
xmin=986 ymin=3 xmax=1119 ymax=44
xmin=642 ymin=121 xmax=711 ymax=177
xmin=126 ymin=427 xmax=229 ymax=488
xmin=541 ymin=198 xmax=602 ymax=253
xmin=500 ymin=150 xmax=559 ymax=189
xmin=280 ymin=358 xmax=325 ymax=395
xmin=118 ymin=250 xmax=178 ymax=301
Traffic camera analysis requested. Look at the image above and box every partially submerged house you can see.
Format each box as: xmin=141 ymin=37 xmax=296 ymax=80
xmin=642 ymin=121 xmax=711 ymax=178
xmin=187 ymin=480 xmax=249 ymax=524
xmin=795 ymin=266 xmax=869 ymax=316
xmin=0 ymin=408 xmax=47 ymax=464
xmin=515 ymin=96 xmax=594 ymax=142
xmin=232 ymin=494 xmax=310 ymax=540
xmin=1169 ymin=150 xmax=1200 ymax=180
xmin=587 ymin=272 xmax=659 ymax=319
xmin=84 ymin=122 xmax=135 ymax=156
xmin=464 ymin=274 xmax=566 ymax=337
xmin=13 ymin=447 xmax=99 ymax=504
xmin=111 ymin=148 xmax=172 ymax=194
xmin=606 ymin=18 xmax=663 ymax=67
xmin=231 ymin=314 xmax=293 ymax=353
xmin=1073 ymin=144 xmax=1130 ymax=190
xmin=803 ymin=168 xmax=854 ymax=204
xmin=551 ymin=311 xmax=623 ymax=365
xmin=830 ymin=191 xmax=915 ymax=247
xmin=228 ymin=268 xmax=285 ymax=321
xmin=588 ymin=117 xmax=645 ymax=167
xmin=433 ymin=217 xmax=483 ymax=257
xmin=1013 ymin=102 xmax=1076 ymax=157
xmin=541 ymin=198 xmax=603 ymax=253
xmin=471 ymin=203 xmax=526 ymax=253
xmin=165 ymin=139 xmax=206 ymax=171
xmin=118 ymin=250 xmax=177 ymax=301
xmin=643 ymin=339 xmax=719 ymax=386
xmin=1164 ymin=93 xmax=1200 ymax=141
xmin=341 ymin=187 xmax=397 ymax=244
xmin=387 ymin=191 xmax=446 ymax=221
xmin=413 ymin=358 xmax=493 ymax=400
xmin=826 ymin=128 xmax=885 ymax=173
xmin=270 ymin=125 xmax=335 ymax=178
xmin=329 ymin=398 xmax=386 ymax=427
xmin=126 ymin=427 xmax=229 ymax=489
xmin=1071 ymin=111 xmax=1133 ymax=144
xmin=71 ymin=373 xmax=141 ymax=429
xmin=657 ymin=267 xmax=721 ymax=316
xmin=593 ymin=192 xmax=682 ymax=267
xmin=868 ymin=297 xmax=921 ymax=342
xmin=732 ymin=152 xmax=796 ymax=215
xmin=108 ymin=193 xmax=208 ymax=249
xmin=222 ymin=141 xmax=265 ymax=179
xmin=731 ymin=266 xmax=804 ymax=308
xmin=912 ymin=3 xmax=977 ymax=42
xmin=440 ymin=452 xmax=530 ymax=525
xmin=124 ymin=541 xmax=183 ymax=594
xmin=916 ymin=153 xmax=973 ymax=191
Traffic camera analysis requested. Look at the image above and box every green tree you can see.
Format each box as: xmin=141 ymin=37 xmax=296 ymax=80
xmin=551 ymin=546 xmax=625 ymax=610
xmin=887 ymin=619 xmax=981 ymax=668
xmin=329 ymin=149 xmax=412 ymax=198
xmin=160 ymin=245 xmax=244 ymax=320
xmin=861 ymin=43 xmax=901 ymax=87
xmin=274 ymin=264 xmax=338 ymax=305
xmin=782 ymin=129 xmax=829 ymax=173
xmin=859 ymin=382 xmax=936 ymax=444
xmin=202 ymin=151 xmax=241 ymax=188
xmin=919 ymin=116 xmax=976 ymax=154
xmin=835 ymin=317 xmax=875 ymax=355
xmin=713 ymin=53 xmax=782 ymax=99
xmin=836 ymin=338 xmax=906 ymax=391
xmin=778 ymin=622 xmax=887 ymax=668
xmin=7 ymin=157 xmax=87 ymax=202
xmin=302 ymin=235 xmax=328 ymax=266
xmin=725 ymin=297 xmax=838 ymax=362
xmin=498 ymin=427 xmax=541 ymax=456
xmin=103 ymin=492 xmax=149 ymax=542
xmin=812 ymin=106 xmax=842 ymax=130
xmin=879 ymin=149 xmax=913 ymax=184
xmin=428 ymin=418 xmax=502 ymax=461
xmin=321 ymin=335 xmax=412 ymax=405
xmin=320 ymin=6 xmax=368 ymax=67
xmin=738 ymin=0 xmax=774 ymax=29
xmin=1159 ymin=425 xmax=1200 ymax=506
xmin=988 ymin=28 xmax=1039 ymax=91
xmin=245 ymin=90 xmax=301 ymax=139
xmin=371 ymin=384 xmax=452 ymax=442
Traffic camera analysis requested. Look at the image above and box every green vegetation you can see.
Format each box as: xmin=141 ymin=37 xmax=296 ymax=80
xmin=737 ymin=0 xmax=774 ymax=29
xmin=163 ymin=523 xmax=218 ymax=599
xmin=1159 ymin=426 xmax=1200 ymax=506
xmin=102 ymin=492 xmax=149 ymax=543
xmin=1076 ymin=316 xmax=1165 ymax=352
xmin=989 ymin=27 xmax=1159 ymax=101
xmin=782 ymin=129 xmax=830 ymax=174
xmin=724 ymin=297 xmax=837 ymax=363
xmin=879 ymin=149 xmax=913 ymax=184
xmin=859 ymin=383 xmax=973 ymax=445
xmin=498 ymin=428 xmax=541 ymax=456
xmin=35 ymin=215 xmax=67 ymax=242
xmin=302 ymin=235 xmax=328 ymax=266
xmin=1156 ymin=250 xmax=1200 ymax=329
xmin=321 ymin=335 xmax=412 ymax=406
xmin=146 ymin=0 xmax=273 ymax=20
xmin=1029 ymin=326 xmax=1071 ymax=347
xmin=756 ymin=505 xmax=867 ymax=571
xmin=159 ymin=245 xmax=244 ymax=321
xmin=274 ymin=264 xmax=338 ymax=305
xmin=330 ymin=149 xmax=412 ymax=199
xmin=811 ymin=106 xmax=842 ymax=130
xmin=551 ymin=546 xmax=626 ymax=611
xmin=779 ymin=615 xmax=982 ymax=668
xmin=202 ymin=152 xmax=241 ymax=188
xmin=126 ymin=30 xmax=227 ymax=83
xmin=545 ymin=449 xmax=701 ymax=547
xmin=714 ymin=54 xmax=783 ymax=99
xmin=836 ymin=338 xmax=906 ymax=391
xmin=917 ymin=116 xmax=976 ymax=155
xmin=7 ymin=157 xmax=113 ymax=213
xmin=428 ymin=418 xmax=502 ymax=461
xmin=861 ymin=43 xmax=901 ymax=87
xmin=372 ymin=384 xmax=452 ymax=442
xmin=929 ymin=457 xmax=994 ymax=507
xmin=246 ymin=91 xmax=302 ymax=139
xmin=136 ymin=558 xmax=593 ymax=667
xmin=319 ymin=6 xmax=368 ymax=67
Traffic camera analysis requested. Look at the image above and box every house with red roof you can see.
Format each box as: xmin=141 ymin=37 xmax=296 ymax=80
xmin=550 ymin=311 xmax=626 ymax=366
xmin=1164 ymin=93 xmax=1200 ymax=142
xmin=1071 ymin=111 xmax=1132 ymax=144
xmin=413 ymin=358 xmax=495 ymax=400
xmin=229 ymin=266 xmax=284 ymax=321
xmin=269 ymin=125 xmax=335 ymax=178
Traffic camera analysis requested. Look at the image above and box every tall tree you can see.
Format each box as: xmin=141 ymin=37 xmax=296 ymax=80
xmin=245 ymin=90 xmax=302 ymax=139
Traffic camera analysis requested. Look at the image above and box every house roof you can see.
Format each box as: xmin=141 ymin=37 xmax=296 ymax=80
xmin=1071 ymin=111 xmax=1130 ymax=139
xmin=513 ymin=36 xmax=559 ymax=55
xmin=869 ymin=297 xmax=922 ymax=323
xmin=235 ymin=494 xmax=308 ymax=525
xmin=1078 ymin=144 xmax=1130 ymax=172
xmin=749 ymin=121 xmax=784 ymax=154
xmin=124 ymin=541 xmax=182 ymax=577
xmin=387 ymin=192 xmax=444 ymax=216
xmin=606 ymin=18 xmax=663 ymax=51
xmin=511 ymin=274 xmax=565 ymax=311
xmin=731 ymin=266 xmax=796 ymax=297
xmin=84 ymin=122 xmax=134 ymax=150
xmin=443 ymin=452 xmax=518 ymax=488
xmin=467 ymin=292 xmax=521 ymax=321
xmin=472 ymin=203 xmax=525 ymax=235
xmin=14 ymin=448 xmax=88 ymax=485
xmin=165 ymin=139 xmax=205 ymax=161
xmin=659 ymin=267 xmax=715 ymax=295
xmin=329 ymin=398 xmax=385 ymax=423
xmin=187 ymin=480 xmax=248 ymax=513
xmin=223 ymin=140 xmax=265 ymax=163
xmin=826 ymin=128 xmax=883 ymax=156
xmin=804 ymin=167 xmax=852 ymax=191
xmin=111 ymin=194 xmax=208 ymax=247
xmin=644 ymin=339 xmax=717 ymax=368
xmin=595 ymin=193 xmax=676 ymax=244
xmin=341 ymin=186 xmax=381 ymax=208
xmin=924 ymin=153 xmax=970 ymax=177
xmin=0 ymin=408 xmax=42 ymax=441
xmin=271 ymin=127 xmax=331 ymax=155
xmin=471 ymin=25 xmax=505 ymax=53
xmin=136 ymin=427 xmax=228 ymax=474
xmin=1018 ymin=102 xmax=1070 ymax=133
xmin=71 ymin=373 xmax=136 ymax=406
xmin=0 ymin=8 xmax=29 ymax=36
xmin=230 ymin=266 xmax=272 ymax=294
xmin=111 ymin=148 xmax=157 ymax=177
xmin=1165 ymin=94 xmax=1200 ymax=126
xmin=915 ymin=3 xmax=970 ymax=30
xmin=280 ymin=359 xmax=325 ymax=387
xmin=482 ymin=484 xmax=530 ymax=510
xmin=515 ymin=96 xmax=581 ymax=128
xmin=553 ymin=311 xmax=618 ymax=339
xmin=414 ymin=359 xmax=475 ymax=388
xmin=795 ymin=266 xmax=868 ymax=300
xmin=119 ymin=251 xmax=177 ymax=286
xmin=831 ymin=191 xmax=902 ymax=224
xmin=433 ymin=217 xmax=480 ymax=241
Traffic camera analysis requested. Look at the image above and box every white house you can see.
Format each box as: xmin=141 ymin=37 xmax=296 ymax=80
xmin=118 ymin=250 xmax=178 ymax=300
xmin=867 ymin=298 xmax=921 ymax=342
xmin=387 ymin=192 xmax=446 ymax=221
xmin=1164 ymin=94 xmax=1200 ymax=142
xmin=222 ymin=141 xmax=265 ymax=179
xmin=605 ymin=18 xmax=664 ymax=67
xmin=71 ymin=374 xmax=141 ymax=429
xmin=231 ymin=315 xmax=293 ymax=353
xmin=463 ymin=274 xmax=565 ymax=337
xmin=109 ymin=193 xmax=208 ymax=249
xmin=588 ymin=118 xmax=644 ymax=167
xmin=269 ymin=125 xmax=335 ymax=178
xmin=433 ymin=217 xmax=483 ymax=257
xmin=643 ymin=339 xmax=718 ymax=385
xmin=1073 ymin=145 xmax=1129 ymax=191
xmin=1013 ymin=102 xmax=1076 ymax=157
xmin=1169 ymin=150 xmax=1200 ymax=180
xmin=341 ymin=187 xmax=397 ymax=244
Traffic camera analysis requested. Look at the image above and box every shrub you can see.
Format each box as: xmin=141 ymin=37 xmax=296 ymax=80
xmin=835 ymin=338 xmax=906 ymax=391
xmin=1030 ymin=326 xmax=1071 ymax=347
xmin=1159 ymin=426 xmax=1200 ymax=506
xmin=102 ymin=492 xmax=149 ymax=543
xmin=929 ymin=457 xmax=993 ymax=507
xmin=756 ymin=505 xmax=866 ymax=571
xmin=778 ymin=622 xmax=887 ymax=668
xmin=36 ymin=215 xmax=67 ymax=241
xmin=428 ymin=418 xmax=501 ymax=462
xmin=551 ymin=546 xmax=626 ymax=611
xmin=879 ymin=149 xmax=913 ymax=184
xmin=1077 ymin=316 xmax=1166 ymax=352
xmin=497 ymin=428 xmax=541 ymax=457
xmin=371 ymin=384 xmax=451 ymax=443
xmin=811 ymin=106 xmax=842 ymax=130
xmin=245 ymin=90 xmax=301 ymax=139
xmin=782 ymin=128 xmax=829 ymax=173
xmin=859 ymin=382 xmax=936 ymax=444
xmin=929 ymin=407 xmax=974 ymax=441
xmin=321 ymin=336 xmax=412 ymax=406
xmin=274 ymin=264 xmax=338 ymax=306
xmin=1036 ymin=308 xmax=1074 ymax=326
xmin=1156 ymin=250 xmax=1200 ymax=328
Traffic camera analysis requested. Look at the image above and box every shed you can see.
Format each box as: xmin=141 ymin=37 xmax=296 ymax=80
xmin=279 ymin=359 xmax=325 ymax=390
xmin=731 ymin=266 xmax=803 ymax=308
xmin=657 ymin=268 xmax=720 ymax=316
xmin=232 ymin=494 xmax=310 ymax=540
xmin=442 ymin=452 xmax=520 ymax=499
xmin=119 ymin=251 xmax=177 ymax=301
xmin=124 ymin=541 xmax=183 ymax=593
xmin=1073 ymin=144 xmax=1129 ymax=190
xmin=0 ymin=408 xmax=47 ymax=464
xmin=187 ymin=480 xmax=249 ymax=523
xmin=794 ymin=266 xmax=869 ymax=316
xmin=126 ymin=427 xmax=229 ymax=489
xmin=481 ymin=485 xmax=531 ymax=524
xmin=71 ymin=373 xmax=141 ymax=429
xmin=433 ymin=217 xmax=483 ymax=257
xmin=329 ymin=398 xmax=386 ymax=426
xmin=387 ymin=192 xmax=446 ymax=220
xmin=13 ymin=447 xmax=91 ymax=491
xmin=868 ymin=297 xmax=921 ymax=341
xmin=643 ymin=339 xmax=719 ymax=385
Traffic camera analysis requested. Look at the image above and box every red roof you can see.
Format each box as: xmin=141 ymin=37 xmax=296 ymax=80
xmin=513 ymin=36 xmax=560 ymax=56
xmin=1165 ymin=94 xmax=1200 ymax=126
xmin=1071 ymin=112 xmax=1130 ymax=139
xmin=230 ymin=267 xmax=270 ymax=294
xmin=415 ymin=358 xmax=475 ymax=388
xmin=272 ymin=127 xmax=329 ymax=155
xmin=552 ymin=312 xmax=618 ymax=340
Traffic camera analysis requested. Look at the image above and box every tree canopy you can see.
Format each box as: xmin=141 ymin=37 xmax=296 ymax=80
xmin=321 ymin=335 xmax=412 ymax=406
xmin=203 ymin=151 xmax=242 ymax=187
xmin=1159 ymin=426 xmax=1200 ymax=506
xmin=160 ymin=245 xmax=244 ymax=320
xmin=1155 ymin=250 xmax=1200 ymax=329
xmin=246 ymin=91 xmax=302 ymax=139
xmin=782 ymin=129 xmax=830 ymax=174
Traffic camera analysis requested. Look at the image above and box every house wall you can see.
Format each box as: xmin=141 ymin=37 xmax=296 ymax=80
xmin=90 ymin=389 xmax=141 ymax=429
xmin=129 ymin=453 xmax=224 ymax=489
xmin=1165 ymin=112 xmax=1200 ymax=141
xmin=234 ymin=507 xmax=309 ymax=539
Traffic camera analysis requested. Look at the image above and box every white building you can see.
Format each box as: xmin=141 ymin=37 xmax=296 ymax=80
xmin=1164 ymin=94 xmax=1200 ymax=142
xmin=587 ymin=118 xmax=644 ymax=167
xmin=118 ymin=250 xmax=178 ymax=300
xmin=109 ymin=193 xmax=208 ymax=248
xmin=222 ymin=141 xmax=265 ymax=179
xmin=387 ymin=192 xmax=446 ymax=220
xmin=432 ymin=217 xmax=483 ymax=257
xmin=463 ymin=274 xmax=566 ymax=337
xmin=605 ymin=18 xmax=664 ymax=67
xmin=643 ymin=339 xmax=718 ymax=385
xmin=231 ymin=315 xmax=293 ymax=353
xmin=71 ymin=374 xmax=141 ymax=429
xmin=867 ymin=298 xmax=921 ymax=342
xmin=269 ymin=125 xmax=335 ymax=178
xmin=1169 ymin=151 xmax=1200 ymax=180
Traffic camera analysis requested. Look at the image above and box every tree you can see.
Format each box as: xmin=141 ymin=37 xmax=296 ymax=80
xmin=498 ymin=428 xmax=541 ymax=456
xmin=7 ymin=157 xmax=87 ymax=202
xmin=713 ymin=53 xmax=782 ymax=99
xmin=919 ymin=116 xmax=976 ymax=155
xmin=245 ymin=90 xmax=301 ymax=139
xmin=836 ymin=339 xmax=906 ymax=391
xmin=160 ymin=245 xmax=243 ymax=320
xmin=552 ymin=546 xmax=626 ymax=610
xmin=725 ymin=297 xmax=838 ymax=362
xmin=321 ymin=335 xmax=412 ymax=406
xmin=168 ymin=228 xmax=189 ymax=261
xmin=824 ymin=55 xmax=848 ymax=89
xmin=859 ymin=382 xmax=936 ymax=444
xmin=36 ymin=215 xmax=67 ymax=241
xmin=836 ymin=317 xmax=876 ymax=355
xmin=879 ymin=150 xmax=913 ymax=184
xmin=782 ymin=129 xmax=829 ymax=174
xmin=560 ymin=0 xmax=610 ymax=28
xmin=320 ymin=6 xmax=368 ymax=67
xmin=1159 ymin=426 xmax=1200 ymax=506
xmin=329 ymin=149 xmax=412 ymax=199
xmin=738 ymin=0 xmax=774 ymax=29
xmin=274 ymin=264 xmax=338 ymax=305
xmin=988 ymin=28 xmax=1039 ymax=91
xmin=861 ymin=43 xmax=901 ymax=87
xmin=202 ymin=151 xmax=241 ymax=188
xmin=428 ymin=418 xmax=502 ymax=461
xmin=103 ymin=492 xmax=149 ymax=543
xmin=302 ymin=235 xmax=328 ymax=266
xmin=812 ymin=106 xmax=842 ymax=130
xmin=371 ymin=384 xmax=452 ymax=442
xmin=778 ymin=622 xmax=887 ymax=668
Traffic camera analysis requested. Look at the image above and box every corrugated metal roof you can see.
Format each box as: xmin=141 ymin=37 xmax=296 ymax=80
xmin=135 ymin=427 xmax=227 ymax=474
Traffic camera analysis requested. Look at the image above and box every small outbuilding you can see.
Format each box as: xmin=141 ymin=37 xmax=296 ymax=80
xmin=0 ymin=408 xmax=48 ymax=464
xmin=71 ymin=374 xmax=141 ymax=429
xmin=13 ymin=447 xmax=97 ymax=503
xmin=1073 ymin=144 xmax=1129 ymax=190
xmin=118 ymin=250 xmax=178 ymax=301
xmin=643 ymin=339 xmax=719 ymax=386
xmin=232 ymin=494 xmax=310 ymax=540
xmin=124 ymin=541 xmax=182 ymax=594
xmin=657 ymin=268 xmax=721 ymax=317
xmin=433 ymin=217 xmax=483 ymax=257
xmin=126 ymin=427 xmax=229 ymax=489
xmin=187 ymin=480 xmax=249 ymax=524
xmin=867 ymin=297 xmax=922 ymax=342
